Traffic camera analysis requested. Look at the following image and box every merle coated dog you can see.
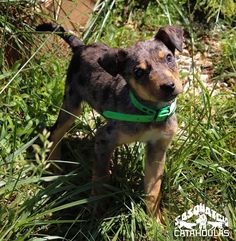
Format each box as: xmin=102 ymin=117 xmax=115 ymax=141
xmin=37 ymin=23 xmax=183 ymax=221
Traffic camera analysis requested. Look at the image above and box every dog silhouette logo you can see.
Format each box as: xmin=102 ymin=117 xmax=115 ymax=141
xmin=174 ymin=203 xmax=230 ymax=237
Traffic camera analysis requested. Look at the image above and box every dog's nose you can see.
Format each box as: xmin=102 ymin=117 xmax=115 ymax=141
xmin=160 ymin=82 xmax=175 ymax=94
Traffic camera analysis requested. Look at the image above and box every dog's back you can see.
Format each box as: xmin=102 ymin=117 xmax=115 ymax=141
xmin=37 ymin=22 xmax=183 ymax=221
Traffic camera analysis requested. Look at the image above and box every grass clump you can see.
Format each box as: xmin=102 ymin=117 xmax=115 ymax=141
xmin=0 ymin=0 xmax=236 ymax=240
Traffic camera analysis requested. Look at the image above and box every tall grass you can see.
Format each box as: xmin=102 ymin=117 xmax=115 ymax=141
xmin=0 ymin=0 xmax=235 ymax=240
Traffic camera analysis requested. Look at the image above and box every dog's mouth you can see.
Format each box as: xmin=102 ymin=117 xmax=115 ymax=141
xmin=154 ymin=97 xmax=176 ymax=109
xmin=162 ymin=93 xmax=178 ymax=102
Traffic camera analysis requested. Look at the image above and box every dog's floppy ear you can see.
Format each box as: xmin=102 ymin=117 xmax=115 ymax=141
xmin=155 ymin=26 xmax=183 ymax=54
xmin=98 ymin=48 xmax=128 ymax=76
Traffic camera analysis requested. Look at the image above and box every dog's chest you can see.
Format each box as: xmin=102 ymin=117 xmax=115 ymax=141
xmin=117 ymin=117 xmax=178 ymax=145
xmin=139 ymin=128 xmax=170 ymax=143
xmin=139 ymin=119 xmax=178 ymax=143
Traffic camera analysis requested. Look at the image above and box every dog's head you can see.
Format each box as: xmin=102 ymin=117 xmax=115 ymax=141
xmin=98 ymin=26 xmax=183 ymax=105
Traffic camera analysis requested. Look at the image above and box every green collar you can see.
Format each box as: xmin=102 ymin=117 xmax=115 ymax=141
xmin=103 ymin=91 xmax=176 ymax=123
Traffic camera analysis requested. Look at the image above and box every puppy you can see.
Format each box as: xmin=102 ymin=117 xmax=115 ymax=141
xmin=37 ymin=23 xmax=183 ymax=220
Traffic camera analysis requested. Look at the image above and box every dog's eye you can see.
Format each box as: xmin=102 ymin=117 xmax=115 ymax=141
xmin=166 ymin=54 xmax=173 ymax=63
xmin=134 ymin=68 xmax=145 ymax=78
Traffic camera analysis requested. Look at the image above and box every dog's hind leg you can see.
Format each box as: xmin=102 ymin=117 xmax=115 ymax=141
xmin=49 ymin=91 xmax=82 ymax=161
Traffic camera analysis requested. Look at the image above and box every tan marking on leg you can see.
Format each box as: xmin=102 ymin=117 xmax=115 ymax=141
xmin=49 ymin=107 xmax=81 ymax=160
xmin=144 ymin=138 xmax=172 ymax=222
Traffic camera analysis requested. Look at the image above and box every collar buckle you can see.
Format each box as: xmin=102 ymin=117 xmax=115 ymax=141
xmin=154 ymin=99 xmax=177 ymax=122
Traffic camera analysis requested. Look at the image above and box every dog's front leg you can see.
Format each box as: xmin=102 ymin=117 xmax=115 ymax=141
xmin=144 ymin=138 xmax=173 ymax=222
xmin=92 ymin=124 xmax=118 ymax=195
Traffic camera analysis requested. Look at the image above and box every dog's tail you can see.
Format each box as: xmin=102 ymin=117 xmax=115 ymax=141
xmin=36 ymin=23 xmax=84 ymax=52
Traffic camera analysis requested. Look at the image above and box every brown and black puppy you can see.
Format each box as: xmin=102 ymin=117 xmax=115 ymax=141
xmin=37 ymin=23 xmax=183 ymax=221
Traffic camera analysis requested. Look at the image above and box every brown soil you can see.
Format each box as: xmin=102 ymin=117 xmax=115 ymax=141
xmin=42 ymin=0 xmax=96 ymax=32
